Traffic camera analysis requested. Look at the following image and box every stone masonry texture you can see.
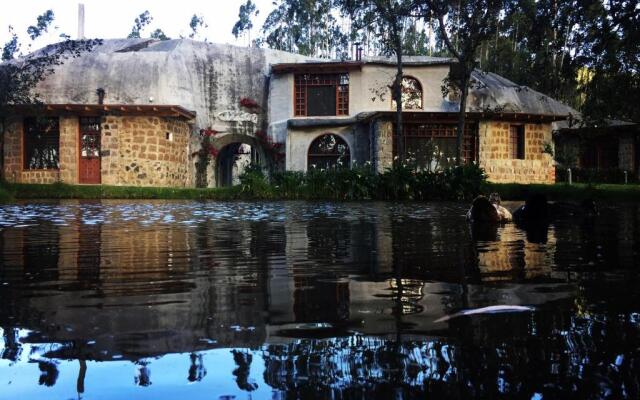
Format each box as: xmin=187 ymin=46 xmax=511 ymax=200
xmin=3 ymin=115 xmax=191 ymax=187
xmin=478 ymin=121 xmax=556 ymax=184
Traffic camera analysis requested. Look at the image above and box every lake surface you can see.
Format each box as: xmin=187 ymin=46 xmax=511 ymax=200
xmin=0 ymin=200 xmax=638 ymax=399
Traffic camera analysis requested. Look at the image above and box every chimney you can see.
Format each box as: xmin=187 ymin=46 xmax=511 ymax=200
xmin=354 ymin=42 xmax=363 ymax=61
xmin=78 ymin=3 xmax=85 ymax=39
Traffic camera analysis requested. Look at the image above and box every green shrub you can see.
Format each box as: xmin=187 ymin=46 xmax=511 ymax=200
xmin=448 ymin=162 xmax=488 ymax=200
xmin=0 ymin=182 xmax=13 ymax=202
xmin=377 ymin=163 xmax=415 ymax=200
xmin=3 ymin=162 xmax=490 ymax=202
xmin=271 ymin=170 xmax=305 ymax=198
xmin=238 ymin=164 xmax=272 ymax=199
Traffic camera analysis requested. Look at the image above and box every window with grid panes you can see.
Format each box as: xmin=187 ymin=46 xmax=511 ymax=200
xmin=23 ymin=117 xmax=60 ymax=170
xmin=394 ymin=123 xmax=477 ymax=169
xmin=295 ymin=73 xmax=349 ymax=116
xmin=509 ymin=125 xmax=525 ymax=159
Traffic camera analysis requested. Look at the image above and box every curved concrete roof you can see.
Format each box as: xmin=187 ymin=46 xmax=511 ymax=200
xmin=32 ymin=38 xmax=313 ymax=128
xmin=24 ymin=39 xmax=574 ymax=128
xmin=467 ymin=70 xmax=577 ymax=117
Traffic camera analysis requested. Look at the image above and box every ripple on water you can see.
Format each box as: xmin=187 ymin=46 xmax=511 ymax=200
xmin=0 ymin=199 xmax=638 ymax=398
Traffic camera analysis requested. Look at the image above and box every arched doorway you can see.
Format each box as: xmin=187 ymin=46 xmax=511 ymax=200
xmin=307 ymin=133 xmax=351 ymax=170
xmin=209 ymin=133 xmax=267 ymax=187
xmin=217 ymin=142 xmax=258 ymax=187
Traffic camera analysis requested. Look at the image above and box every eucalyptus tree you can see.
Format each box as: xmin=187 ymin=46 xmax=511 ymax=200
xmin=127 ymin=11 xmax=153 ymax=39
xmin=189 ymin=15 xmax=207 ymax=39
xmin=421 ymin=0 xmax=504 ymax=165
xmin=571 ymin=0 xmax=639 ymax=123
xmin=232 ymin=0 xmax=260 ymax=44
xmin=150 ymin=29 xmax=170 ymax=41
xmin=0 ymin=10 xmax=101 ymax=177
xmin=1 ymin=9 xmax=101 ymax=108
xmin=336 ymin=0 xmax=421 ymax=162
xmin=260 ymin=0 xmax=348 ymax=58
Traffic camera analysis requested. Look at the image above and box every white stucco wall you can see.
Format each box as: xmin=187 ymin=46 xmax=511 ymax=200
xmin=286 ymin=127 xmax=356 ymax=171
xmin=267 ymin=63 xmax=453 ymax=126
xmin=271 ymin=63 xmax=453 ymax=172
xmin=350 ymin=64 xmax=453 ymax=113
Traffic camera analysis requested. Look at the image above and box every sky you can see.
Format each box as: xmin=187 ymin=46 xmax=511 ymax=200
xmin=0 ymin=0 xmax=276 ymax=55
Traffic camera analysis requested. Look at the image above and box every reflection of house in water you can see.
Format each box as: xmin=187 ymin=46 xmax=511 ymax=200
xmin=1 ymin=201 xmax=638 ymax=394
xmin=475 ymin=223 xmax=558 ymax=282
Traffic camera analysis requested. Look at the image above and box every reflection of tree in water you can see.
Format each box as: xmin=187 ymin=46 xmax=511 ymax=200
xmin=134 ymin=360 xmax=152 ymax=387
xmin=38 ymin=360 xmax=59 ymax=387
xmin=188 ymin=353 xmax=207 ymax=382
xmin=306 ymin=218 xmax=351 ymax=263
xmin=1 ymin=328 xmax=22 ymax=363
xmin=232 ymin=350 xmax=257 ymax=391
xmin=261 ymin=309 xmax=640 ymax=399
xmin=262 ymin=337 xmax=458 ymax=398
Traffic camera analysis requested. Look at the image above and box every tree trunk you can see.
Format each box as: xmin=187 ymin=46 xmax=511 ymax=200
xmin=394 ymin=50 xmax=404 ymax=163
xmin=456 ymin=71 xmax=470 ymax=166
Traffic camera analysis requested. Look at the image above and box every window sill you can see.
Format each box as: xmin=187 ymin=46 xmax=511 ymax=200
xmin=293 ymin=115 xmax=350 ymax=119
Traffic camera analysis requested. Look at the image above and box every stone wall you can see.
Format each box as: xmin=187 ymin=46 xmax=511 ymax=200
xmin=478 ymin=121 xmax=555 ymax=184
xmin=100 ymin=116 xmax=192 ymax=187
xmin=59 ymin=117 xmax=79 ymax=184
xmin=618 ymin=136 xmax=636 ymax=173
xmin=373 ymin=120 xmax=394 ymax=173
xmin=2 ymin=116 xmax=78 ymax=184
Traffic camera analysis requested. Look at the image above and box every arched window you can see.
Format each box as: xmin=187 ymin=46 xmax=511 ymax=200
xmin=392 ymin=76 xmax=423 ymax=110
xmin=307 ymin=134 xmax=351 ymax=170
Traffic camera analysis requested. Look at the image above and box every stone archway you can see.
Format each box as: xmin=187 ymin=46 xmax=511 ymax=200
xmin=210 ymin=133 xmax=267 ymax=187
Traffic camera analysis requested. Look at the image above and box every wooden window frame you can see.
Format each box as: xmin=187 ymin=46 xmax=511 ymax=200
xmin=394 ymin=122 xmax=478 ymax=163
xmin=391 ymin=75 xmax=424 ymax=111
xmin=22 ymin=117 xmax=60 ymax=171
xmin=294 ymin=73 xmax=349 ymax=117
xmin=510 ymin=125 xmax=525 ymax=160
xmin=307 ymin=133 xmax=351 ymax=170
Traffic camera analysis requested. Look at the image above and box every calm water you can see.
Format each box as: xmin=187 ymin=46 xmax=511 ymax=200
xmin=0 ymin=200 xmax=638 ymax=399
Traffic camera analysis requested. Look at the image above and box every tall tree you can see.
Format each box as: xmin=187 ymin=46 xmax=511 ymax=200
xmin=1 ymin=10 xmax=101 ymax=107
xmin=572 ymin=0 xmax=639 ymax=123
xmin=150 ymin=29 xmax=170 ymax=41
xmin=422 ymin=0 xmax=503 ymax=164
xmin=232 ymin=0 xmax=260 ymax=44
xmin=26 ymin=9 xmax=55 ymax=40
xmin=337 ymin=0 xmax=420 ymax=162
xmin=188 ymin=15 xmax=207 ymax=39
xmin=127 ymin=11 xmax=153 ymax=39
xmin=260 ymin=0 xmax=348 ymax=58
xmin=0 ymin=10 xmax=102 ymax=178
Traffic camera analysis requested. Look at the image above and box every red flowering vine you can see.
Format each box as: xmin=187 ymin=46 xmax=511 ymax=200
xmin=191 ymin=127 xmax=222 ymax=160
xmin=239 ymin=97 xmax=260 ymax=110
xmin=199 ymin=127 xmax=219 ymax=137
xmin=255 ymin=130 xmax=285 ymax=164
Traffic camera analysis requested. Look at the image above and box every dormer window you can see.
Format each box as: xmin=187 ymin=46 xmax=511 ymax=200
xmin=392 ymin=76 xmax=423 ymax=110
xmin=295 ymin=73 xmax=349 ymax=116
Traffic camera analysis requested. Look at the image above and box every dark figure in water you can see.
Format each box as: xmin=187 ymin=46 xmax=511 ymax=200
xmin=512 ymin=194 xmax=551 ymax=243
xmin=513 ymin=194 xmax=599 ymax=224
xmin=467 ymin=195 xmax=500 ymax=223
xmin=513 ymin=194 xmax=550 ymax=225
xmin=513 ymin=195 xmax=598 ymax=244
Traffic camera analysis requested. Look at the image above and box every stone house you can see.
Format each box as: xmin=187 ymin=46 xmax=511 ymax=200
xmin=1 ymin=38 xmax=575 ymax=187
xmin=269 ymin=60 xmax=574 ymax=183
xmin=553 ymin=119 xmax=639 ymax=181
